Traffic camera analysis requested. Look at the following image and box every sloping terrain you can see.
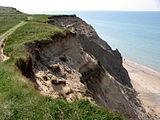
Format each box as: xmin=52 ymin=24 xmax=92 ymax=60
xmin=24 ymin=31 xmax=151 ymax=119
xmin=47 ymin=15 xmax=153 ymax=119
xmin=0 ymin=7 xmax=21 ymax=14
xmin=47 ymin=15 xmax=132 ymax=88
xmin=0 ymin=7 xmax=154 ymax=120
xmin=0 ymin=21 xmax=27 ymax=61
xmin=0 ymin=7 xmax=124 ymax=120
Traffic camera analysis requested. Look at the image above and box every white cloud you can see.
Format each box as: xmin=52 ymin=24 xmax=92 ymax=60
xmin=0 ymin=0 xmax=160 ymax=13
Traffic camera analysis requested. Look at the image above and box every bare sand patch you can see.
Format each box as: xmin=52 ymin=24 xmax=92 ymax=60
xmin=123 ymin=60 xmax=160 ymax=119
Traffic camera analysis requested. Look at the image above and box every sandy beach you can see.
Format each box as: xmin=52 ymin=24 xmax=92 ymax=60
xmin=123 ymin=60 xmax=160 ymax=119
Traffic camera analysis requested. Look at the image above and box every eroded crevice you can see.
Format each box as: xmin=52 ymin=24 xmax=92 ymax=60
xmin=16 ymin=57 xmax=36 ymax=82
xmin=80 ymin=67 xmax=102 ymax=85
xmin=0 ymin=41 xmax=9 ymax=61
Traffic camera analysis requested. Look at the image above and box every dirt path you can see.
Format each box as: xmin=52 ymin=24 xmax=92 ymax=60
xmin=0 ymin=21 xmax=27 ymax=61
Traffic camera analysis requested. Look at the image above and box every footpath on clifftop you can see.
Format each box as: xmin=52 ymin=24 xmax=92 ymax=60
xmin=0 ymin=15 xmax=33 ymax=61
xmin=0 ymin=21 xmax=27 ymax=61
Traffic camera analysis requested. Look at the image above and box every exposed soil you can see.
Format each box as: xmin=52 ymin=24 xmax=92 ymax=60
xmin=20 ymin=32 xmax=152 ymax=120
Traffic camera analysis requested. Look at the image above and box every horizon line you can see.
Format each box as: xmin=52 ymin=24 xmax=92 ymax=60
xmin=1 ymin=5 xmax=160 ymax=13
xmin=26 ymin=10 xmax=160 ymax=14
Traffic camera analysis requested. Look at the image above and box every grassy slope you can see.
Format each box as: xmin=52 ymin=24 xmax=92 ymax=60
xmin=0 ymin=7 xmax=27 ymax=36
xmin=0 ymin=8 xmax=125 ymax=120
xmin=0 ymin=60 xmax=123 ymax=120
xmin=4 ymin=22 xmax=68 ymax=59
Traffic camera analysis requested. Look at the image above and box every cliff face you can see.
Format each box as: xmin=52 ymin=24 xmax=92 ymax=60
xmin=15 ymin=15 xmax=154 ymax=119
xmin=47 ymin=15 xmax=132 ymax=88
xmin=18 ymin=32 xmax=151 ymax=120
xmin=24 ymin=33 xmax=98 ymax=101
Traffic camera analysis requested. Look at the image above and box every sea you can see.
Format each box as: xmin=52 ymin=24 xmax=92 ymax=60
xmin=41 ymin=11 xmax=160 ymax=72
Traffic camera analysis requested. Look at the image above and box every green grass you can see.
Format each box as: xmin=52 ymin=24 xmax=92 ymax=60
xmin=27 ymin=14 xmax=52 ymax=22
xmin=0 ymin=14 xmax=27 ymax=36
xmin=0 ymin=7 xmax=21 ymax=14
xmin=0 ymin=7 xmax=125 ymax=120
xmin=4 ymin=22 xmax=68 ymax=59
xmin=0 ymin=61 xmax=124 ymax=120
xmin=0 ymin=7 xmax=28 ymax=36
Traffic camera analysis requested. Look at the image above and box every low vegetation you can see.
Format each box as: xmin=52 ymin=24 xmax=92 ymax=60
xmin=0 ymin=7 xmax=125 ymax=120
xmin=0 ymin=7 xmax=27 ymax=36
xmin=0 ymin=60 xmax=124 ymax=120
xmin=4 ymin=22 xmax=68 ymax=59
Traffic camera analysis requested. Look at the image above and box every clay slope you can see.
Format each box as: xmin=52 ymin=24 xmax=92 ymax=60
xmin=23 ymin=33 xmax=97 ymax=101
xmin=17 ymin=31 xmax=152 ymax=120
xmin=47 ymin=15 xmax=132 ymax=88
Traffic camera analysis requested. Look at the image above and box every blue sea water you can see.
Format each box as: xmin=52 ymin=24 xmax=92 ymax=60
xmin=45 ymin=11 xmax=160 ymax=71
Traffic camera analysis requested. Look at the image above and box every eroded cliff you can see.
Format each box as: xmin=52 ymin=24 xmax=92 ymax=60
xmin=23 ymin=33 xmax=97 ymax=101
xmin=47 ymin=15 xmax=132 ymax=88
xmin=13 ymin=15 xmax=154 ymax=120
xmin=15 ymin=31 xmax=151 ymax=119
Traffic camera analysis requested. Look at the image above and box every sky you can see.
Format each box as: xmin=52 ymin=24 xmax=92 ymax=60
xmin=0 ymin=0 xmax=160 ymax=13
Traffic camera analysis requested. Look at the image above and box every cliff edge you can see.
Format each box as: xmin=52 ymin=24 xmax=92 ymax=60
xmin=43 ymin=15 xmax=152 ymax=119
xmin=13 ymin=15 xmax=152 ymax=119
xmin=47 ymin=15 xmax=132 ymax=88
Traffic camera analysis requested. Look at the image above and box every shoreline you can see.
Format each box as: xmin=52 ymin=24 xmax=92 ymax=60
xmin=124 ymin=59 xmax=160 ymax=76
xmin=123 ymin=59 xmax=160 ymax=119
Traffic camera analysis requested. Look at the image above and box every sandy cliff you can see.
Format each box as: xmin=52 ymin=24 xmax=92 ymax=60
xmin=47 ymin=15 xmax=132 ymax=88
xmin=15 ymin=15 xmax=153 ymax=119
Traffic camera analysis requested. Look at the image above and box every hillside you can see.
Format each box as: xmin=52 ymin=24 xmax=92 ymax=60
xmin=0 ymin=7 xmax=21 ymax=14
xmin=0 ymin=7 xmax=125 ymax=120
xmin=0 ymin=7 xmax=152 ymax=120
